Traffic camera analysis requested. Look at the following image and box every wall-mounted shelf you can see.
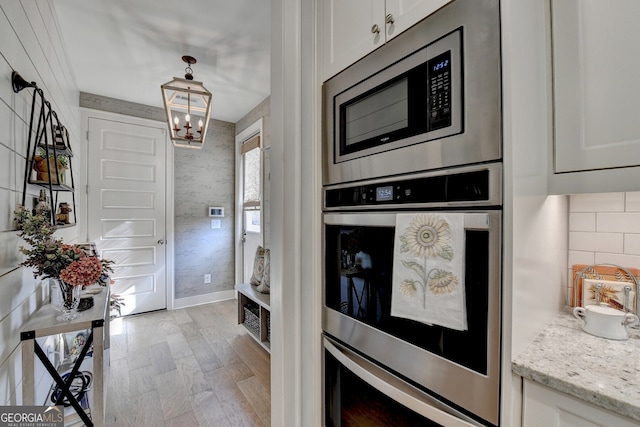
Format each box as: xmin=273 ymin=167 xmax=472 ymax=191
xmin=28 ymin=182 xmax=74 ymax=192
xmin=13 ymin=71 xmax=77 ymax=227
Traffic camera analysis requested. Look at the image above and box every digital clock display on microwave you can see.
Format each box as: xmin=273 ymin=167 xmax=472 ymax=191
xmin=376 ymin=186 xmax=393 ymax=201
xmin=432 ymin=59 xmax=449 ymax=71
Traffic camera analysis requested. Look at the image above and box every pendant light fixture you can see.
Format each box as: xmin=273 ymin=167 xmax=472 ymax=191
xmin=161 ymin=56 xmax=212 ymax=149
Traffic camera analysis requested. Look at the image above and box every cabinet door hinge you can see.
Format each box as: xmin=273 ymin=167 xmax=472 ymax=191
xmin=86 ymin=185 xmax=89 ymax=195
xmin=86 ymin=130 xmax=89 ymax=141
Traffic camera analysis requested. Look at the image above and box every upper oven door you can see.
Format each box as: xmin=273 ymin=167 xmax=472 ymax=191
xmin=322 ymin=210 xmax=501 ymax=425
xmin=322 ymin=0 xmax=501 ymax=186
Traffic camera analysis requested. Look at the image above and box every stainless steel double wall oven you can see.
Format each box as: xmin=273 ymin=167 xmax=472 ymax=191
xmin=322 ymin=1 xmax=502 ymax=426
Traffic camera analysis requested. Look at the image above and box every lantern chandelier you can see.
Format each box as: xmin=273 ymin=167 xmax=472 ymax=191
xmin=161 ymin=55 xmax=212 ymax=149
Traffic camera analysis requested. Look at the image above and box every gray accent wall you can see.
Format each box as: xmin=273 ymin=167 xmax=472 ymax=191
xmin=173 ymin=121 xmax=236 ymax=298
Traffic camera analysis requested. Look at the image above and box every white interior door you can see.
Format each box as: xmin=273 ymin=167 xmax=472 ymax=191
xmin=87 ymin=115 xmax=169 ymax=315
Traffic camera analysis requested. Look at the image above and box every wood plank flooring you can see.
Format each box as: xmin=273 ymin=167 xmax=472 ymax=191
xmin=105 ymin=299 xmax=270 ymax=426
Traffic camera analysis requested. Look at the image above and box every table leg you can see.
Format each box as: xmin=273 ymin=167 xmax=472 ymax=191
xmin=21 ymin=338 xmax=35 ymax=405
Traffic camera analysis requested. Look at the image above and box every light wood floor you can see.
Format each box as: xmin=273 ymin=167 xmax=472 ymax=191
xmin=105 ymin=299 xmax=271 ymax=426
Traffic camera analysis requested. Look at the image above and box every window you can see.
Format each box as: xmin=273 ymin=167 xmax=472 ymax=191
xmin=241 ymin=134 xmax=261 ymax=233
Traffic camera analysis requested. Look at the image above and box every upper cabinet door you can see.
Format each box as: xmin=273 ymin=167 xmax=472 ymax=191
xmin=320 ymin=0 xmax=453 ymax=81
xmin=553 ymin=0 xmax=640 ymax=173
xmin=321 ymin=0 xmax=385 ymax=81
xmin=385 ymin=0 xmax=453 ymax=41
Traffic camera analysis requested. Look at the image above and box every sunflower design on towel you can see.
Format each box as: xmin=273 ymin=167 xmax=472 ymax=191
xmin=398 ymin=214 xmax=459 ymax=307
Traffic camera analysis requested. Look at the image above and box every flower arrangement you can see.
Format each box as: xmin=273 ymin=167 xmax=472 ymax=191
xmin=14 ymin=206 xmax=113 ymax=286
xmin=60 ymin=256 xmax=104 ymax=286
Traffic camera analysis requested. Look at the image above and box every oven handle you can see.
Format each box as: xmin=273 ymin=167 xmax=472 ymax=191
xmin=324 ymin=212 xmax=491 ymax=230
xmin=324 ymin=336 xmax=488 ymax=427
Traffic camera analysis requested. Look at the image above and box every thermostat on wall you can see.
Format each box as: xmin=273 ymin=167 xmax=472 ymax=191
xmin=208 ymin=207 xmax=224 ymax=217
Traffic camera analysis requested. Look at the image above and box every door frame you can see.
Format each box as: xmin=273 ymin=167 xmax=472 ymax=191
xmin=235 ymin=118 xmax=264 ymax=286
xmin=80 ymin=108 xmax=175 ymax=311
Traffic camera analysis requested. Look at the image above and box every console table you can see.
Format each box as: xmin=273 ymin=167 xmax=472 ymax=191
xmin=20 ymin=287 xmax=109 ymax=427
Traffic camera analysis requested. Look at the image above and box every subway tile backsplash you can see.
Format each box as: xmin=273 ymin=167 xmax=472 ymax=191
xmin=568 ymin=212 xmax=596 ymax=232
xmin=568 ymin=192 xmax=640 ymax=304
xmin=570 ymin=192 xmax=626 ymax=212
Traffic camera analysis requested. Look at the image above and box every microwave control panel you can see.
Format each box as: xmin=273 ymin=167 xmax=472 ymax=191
xmin=427 ymin=51 xmax=452 ymax=131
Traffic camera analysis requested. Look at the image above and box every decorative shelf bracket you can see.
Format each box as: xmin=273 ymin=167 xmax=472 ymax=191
xmin=12 ymin=71 xmax=36 ymax=93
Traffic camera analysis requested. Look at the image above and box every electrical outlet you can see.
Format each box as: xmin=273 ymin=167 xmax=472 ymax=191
xmin=211 ymin=219 xmax=221 ymax=229
xmin=204 ymin=274 xmax=211 ymax=284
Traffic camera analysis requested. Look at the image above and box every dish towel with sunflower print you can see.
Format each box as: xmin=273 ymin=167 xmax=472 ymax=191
xmin=390 ymin=213 xmax=467 ymax=331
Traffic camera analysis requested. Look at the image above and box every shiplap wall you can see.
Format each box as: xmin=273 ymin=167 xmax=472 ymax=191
xmin=0 ymin=1 xmax=82 ymax=405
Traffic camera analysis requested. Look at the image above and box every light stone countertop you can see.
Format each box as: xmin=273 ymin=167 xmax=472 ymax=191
xmin=512 ymin=309 xmax=640 ymax=422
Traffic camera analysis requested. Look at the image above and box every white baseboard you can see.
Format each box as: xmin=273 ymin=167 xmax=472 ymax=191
xmin=173 ymin=290 xmax=236 ymax=310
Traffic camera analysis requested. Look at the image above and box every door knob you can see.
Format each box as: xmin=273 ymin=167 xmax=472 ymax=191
xmin=157 ymin=239 xmax=165 ymax=245
xmin=385 ymin=14 xmax=395 ymax=25
xmin=371 ymin=24 xmax=380 ymax=35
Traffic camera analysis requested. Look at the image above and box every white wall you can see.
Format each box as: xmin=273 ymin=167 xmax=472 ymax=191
xmin=0 ymin=0 xmax=82 ymax=405
xmin=568 ymin=192 xmax=640 ymax=302
xmin=270 ymin=0 xmax=322 ymax=424
xmin=501 ymin=0 xmax=569 ymax=424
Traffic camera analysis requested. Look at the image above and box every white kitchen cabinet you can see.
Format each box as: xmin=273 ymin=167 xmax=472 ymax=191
xmin=523 ymin=380 xmax=639 ymax=427
xmin=321 ymin=0 xmax=453 ymax=80
xmin=550 ymin=0 xmax=640 ymax=191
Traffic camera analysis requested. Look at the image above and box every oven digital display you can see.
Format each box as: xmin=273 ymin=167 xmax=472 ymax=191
xmin=376 ymin=186 xmax=393 ymax=201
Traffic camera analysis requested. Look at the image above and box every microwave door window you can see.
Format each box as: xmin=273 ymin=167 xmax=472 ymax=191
xmin=343 ymin=78 xmax=409 ymax=150
xmin=337 ymin=60 xmax=432 ymax=159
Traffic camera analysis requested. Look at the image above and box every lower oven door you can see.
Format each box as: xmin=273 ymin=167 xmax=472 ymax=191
xmin=324 ymin=337 xmax=487 ymax=427
xmin=323 ymin=210 xmax=501 ymax=425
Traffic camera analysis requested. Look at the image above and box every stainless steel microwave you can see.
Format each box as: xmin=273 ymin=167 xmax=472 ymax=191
xmin=322 ymin=0 xmax=502 ymax=186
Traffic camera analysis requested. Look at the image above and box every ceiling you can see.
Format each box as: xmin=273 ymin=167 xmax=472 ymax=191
xmin=53 ymin=0 xmax=271 ymax=123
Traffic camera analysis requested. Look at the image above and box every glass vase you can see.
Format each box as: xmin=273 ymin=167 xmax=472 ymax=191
xmin=49 ymin=278 xmax=63 ymax=311
xmin=56 ymin=279 xmax=82 ymax=321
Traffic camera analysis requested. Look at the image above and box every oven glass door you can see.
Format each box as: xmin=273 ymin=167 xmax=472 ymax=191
xmin=325 ymin=346 xmax=443 ymax=427
xmin=324 ymin=336 xmax=484 ymax=427
xmin=324 ymin=215 xmax=489 ymax=374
